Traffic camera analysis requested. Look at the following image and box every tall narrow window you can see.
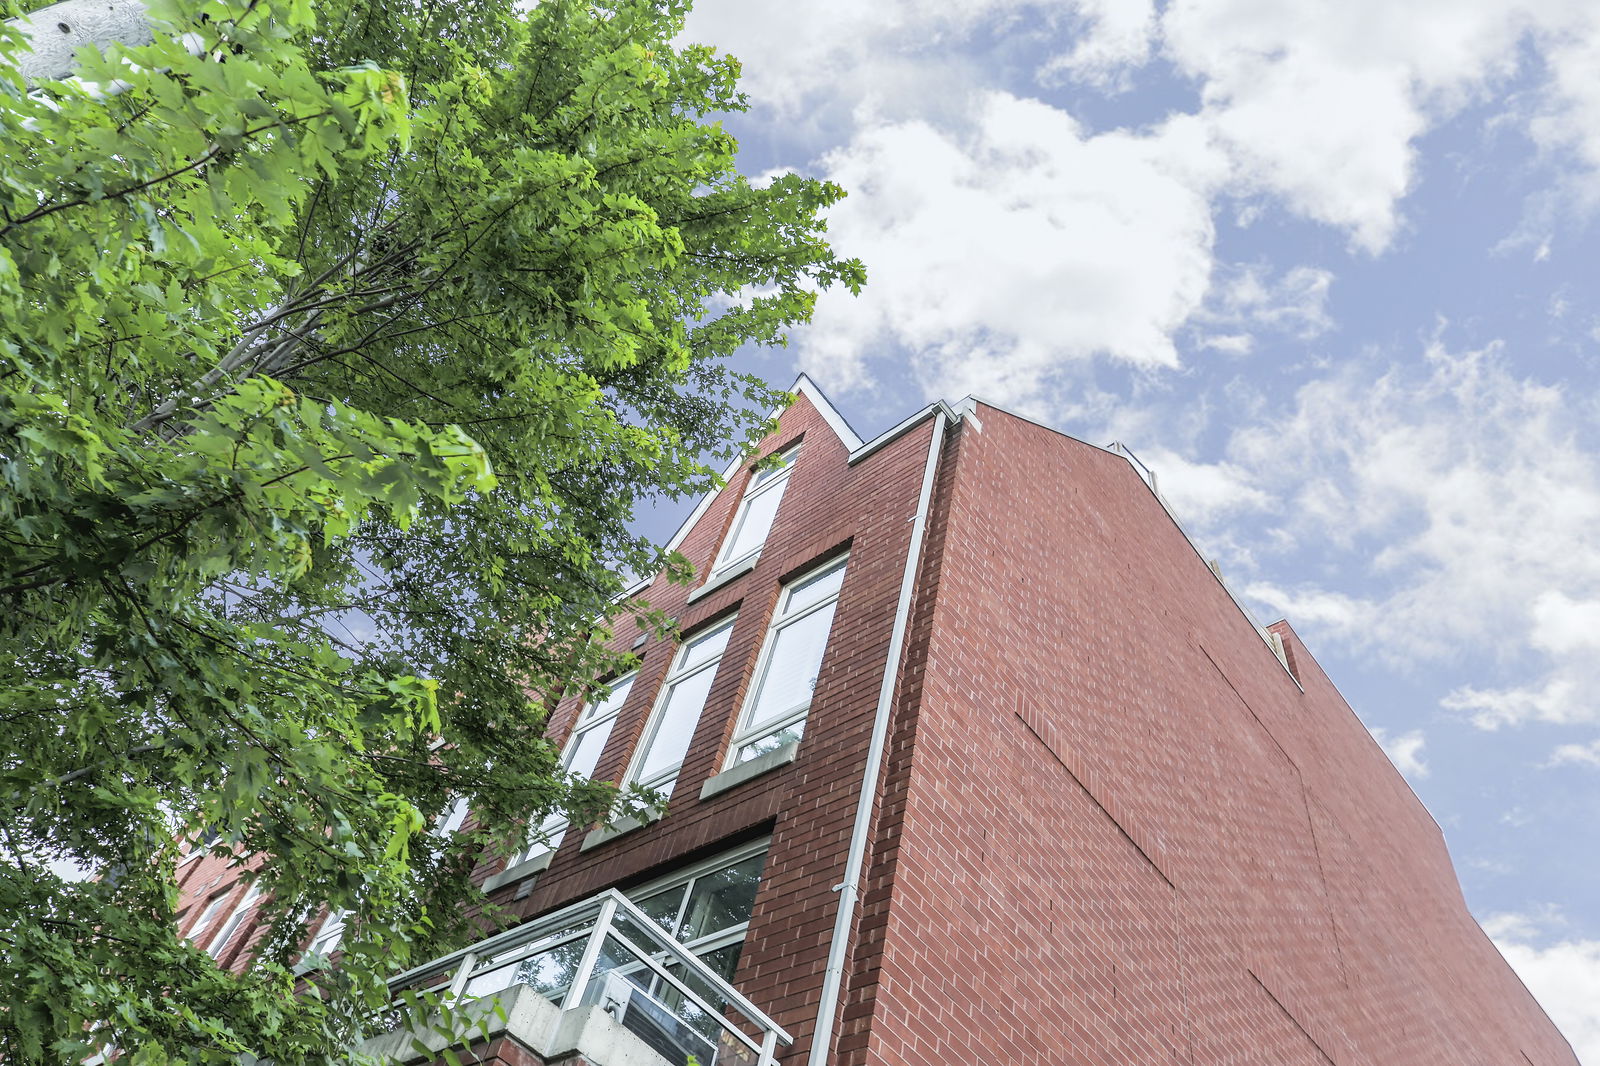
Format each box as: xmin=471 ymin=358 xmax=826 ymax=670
xmin=184 ymin=893 xmax=229 ymax=946
xmin=206 ymin=883 xmax=262 ymax=960
xmin=507 ymin=672 xmax=635 ymax=868
xmin=433 ymin=795 xmax=470 ymax=838
xmin=626 ymin=617 xmax=736 ymax=800
xmin=711 ymin=443 xmax=801 ymax=576
xmin=306 ymin=908 xmax=348 ymax=958
xmin=729 ymin=555 xmax=848 ymax=764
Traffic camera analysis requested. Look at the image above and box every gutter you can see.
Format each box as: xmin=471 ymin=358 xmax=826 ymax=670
xmin=807 ymin=407 xmax=951 ymax=1065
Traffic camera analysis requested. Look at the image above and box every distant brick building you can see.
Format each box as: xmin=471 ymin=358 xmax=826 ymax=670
xmin=175 ymin=378 xmax=1578 ymax=1066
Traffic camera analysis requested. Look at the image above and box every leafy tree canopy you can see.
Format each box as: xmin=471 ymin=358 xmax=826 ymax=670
xmin=0 ymin=0 xmax=861 ymax=1060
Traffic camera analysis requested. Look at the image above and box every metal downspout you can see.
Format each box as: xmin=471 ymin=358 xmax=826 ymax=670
xmin=807 ymin=409 xmax=949 ymax=1065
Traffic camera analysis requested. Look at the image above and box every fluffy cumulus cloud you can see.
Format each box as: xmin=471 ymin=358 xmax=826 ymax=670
xmin=795 ymin=95 xmax=1222 ymax=408
xmin=1160 ymin=0 xmax=1541 ymax=250
xmin=1529 ymin=7 xmax=1600 ymax=208
xmin=681 ymin=0 xmax=1057 ymax=133
xmin=686 ymin=0 xmax=1600 ymax=394
xmin=1040 ymin=0 xmax=1157 ymax=88
xmin=1137 ymin=448 xmax=1270 ymax=527
xmin=1094 ymin=339 xmax=1600 ymax=740
xmin=1483 ymin=911 xmax=1600 ymax=1064
xmin=1370 ymin=727 xmax=1431 ymax=780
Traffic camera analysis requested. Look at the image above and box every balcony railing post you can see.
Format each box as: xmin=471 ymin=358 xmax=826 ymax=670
xmin=447 ymin=952 xmax=477 ymax=1000
xmin=759 ymin=1028 xmax=779 ymax=1066
xmin=558 ymin=892 xmax=618 ymax=1015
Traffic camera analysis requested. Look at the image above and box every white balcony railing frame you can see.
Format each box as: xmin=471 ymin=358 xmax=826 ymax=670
xmin=386 ymin=888 xmax=791 ymax=1066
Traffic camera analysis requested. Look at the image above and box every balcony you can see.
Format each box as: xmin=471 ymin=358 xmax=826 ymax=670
xmin=366 ymin=889 xmax=791 ymax=1066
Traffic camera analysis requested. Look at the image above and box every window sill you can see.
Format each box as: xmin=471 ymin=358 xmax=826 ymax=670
xmin=579 ymin=812 xmax=657 ymax=852
xmin=482 ymin=849 xmax=554 ymax=894
xmin=686 ymin=555 xmax=757 ymax=604
xmin=700 ymin=741 xmax=799 ymax=800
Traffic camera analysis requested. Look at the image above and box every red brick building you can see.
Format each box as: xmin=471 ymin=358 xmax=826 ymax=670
xmin=175 ymin=378 xmax=1578 ymax=1066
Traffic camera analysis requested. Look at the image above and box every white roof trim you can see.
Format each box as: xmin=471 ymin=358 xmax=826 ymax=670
xmin=658 ymin=374 xmax=867 ymax=558
xmin=794 ymin=373 xmax=864 ymax=451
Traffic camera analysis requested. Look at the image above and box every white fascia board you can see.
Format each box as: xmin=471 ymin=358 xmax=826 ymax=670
xmin=655 ymin=380 xmax=960 ymax=577
xmin=793 ymin=373 xmax=864 ymax=451
xmin=660 ymin=374 xmax=862 ymax=558
xmin=846 ymin=400 xmax=962 ymax=466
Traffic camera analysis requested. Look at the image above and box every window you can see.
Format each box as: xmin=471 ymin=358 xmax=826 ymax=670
xmin=729 ymin=555 xmax=848 ymax=764
xmin=306 ymin=908 xmax=348 ymax=957
xmin=711 ymin=443 xmax=801 ymax=576
xmin=178 ymin=826 xmax=220 ymax=865
xmin=625 ymin=618 xmax=736 ymax=800
xmin=465 ymin=840 xmax=769 ymax=1009
xmin=434 ymin=795 xmax=470 ymax=838
xmin=206 ymin=883 xmax=262 ymax=960
xmin=626 ymin=841 xmax=767 ymax=993
xmin=507 ymin=672 xmax=636 ymax=868
xmin=183 ymin=893 xmax=229 ymax=945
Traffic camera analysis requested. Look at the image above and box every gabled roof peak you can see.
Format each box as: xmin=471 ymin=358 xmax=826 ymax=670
xmin=790 ymin=373 xmax=864 ymax=452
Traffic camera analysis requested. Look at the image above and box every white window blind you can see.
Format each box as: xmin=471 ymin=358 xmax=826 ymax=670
xmin=711 ymin=444 xmax=801 ymax=575
xmin=627 ymin=618 xmax=736 ymax=799
xmin=729 ymin=555 xmax=847 ymax=764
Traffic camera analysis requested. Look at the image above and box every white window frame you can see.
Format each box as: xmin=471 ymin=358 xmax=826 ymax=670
xmin=624 ymin=836 xmax=770 ymax=959
xmin=433 ymin=795 xmax=470 ymax=838
xmin=726 ymin=553 xmax=848 ymax=766
xmin=468 ymin=838 xmax=770 ymax=1004
xmin=622 ymin=616 xmax=737 ymax=801
xmin=506 ymin=671 xmax=636 ymax=868
xmin=710 ymin=443 xmax=802 ymax=577
xmin=177 ymin=826 xmax=220 ymax=866
xmin=306 ymin=907 xmax=348 ymax=958
xmin=206 ymin=883 xmax=262 ymax=960
xmin=183 ymin=892 xmax=230 ymax=945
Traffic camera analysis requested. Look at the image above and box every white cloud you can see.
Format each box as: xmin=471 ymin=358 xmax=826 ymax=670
xmin=1369 ymin=727 xmax=1431 ymax=780
xmin=1444 ymin=678 xmax=1587 ymax=731
xmin=1212 ymin=340 xmax=1600 ymax=729
xmin=1192 ymin=263 xmax=1334 ymax=354
xmin=797 ymin=95 xmax=1223 ymax=408
xmin=1530 ymin=592 xmax=1600 ymax=655
xmin=1530 ymin=9 xmax=1600 ymax=209
xmin=1139 ymin=448 xmax=1271 ymax=526
xmin=1158 ymin=0 xmax=1547 ymax=251
xmin=681 ymin=0 xmax=1053 ymax=130
xmin=683 ymin=0 xmax=1600 ymax=403
xmin=1041 ymin=0 xmax=1157 ymax=89
xmin=1244 ymin=583 xmax=1379 ymax=643
xmin=1549 ymin=740 xmax=1600 ymax=768
xmin=1482 ymin=910 xmax=1600 ymax=1064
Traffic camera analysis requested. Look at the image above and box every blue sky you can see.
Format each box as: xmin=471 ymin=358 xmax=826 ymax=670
xmin=654 ymin=1 xmax=1600 ymax=1058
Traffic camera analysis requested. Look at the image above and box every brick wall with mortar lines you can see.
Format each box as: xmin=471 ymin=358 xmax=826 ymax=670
xmin=833 ymin=418 xmax=966 ymax=1066
xmin=173 ymin=848 xmax=270 ymax=974
xmin=470 ymin=392 xmax=939 ymax=1057
xmin=168 ymin=392 xmax=936 ymax=1028
xmin=170 ymin=390 xmax=1576 ymax=1066
xmin=853 ymin=403 xmax=1575 ymax=1066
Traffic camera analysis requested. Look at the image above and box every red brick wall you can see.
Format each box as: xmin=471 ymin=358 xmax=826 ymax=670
xmin=476 ymin=392 xmax=940 ymax=1054
xmin=173 ymin=391 xmax=938 ymax=1023
xmin=172 ymin=389 xmax=1575 ymax=1066
xmin=847 ymin=404 xmax=1576 ymax=1066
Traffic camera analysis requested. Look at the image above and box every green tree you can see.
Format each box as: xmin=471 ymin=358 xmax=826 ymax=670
xmin=0 ymin=0 xmax=862 ymax=1060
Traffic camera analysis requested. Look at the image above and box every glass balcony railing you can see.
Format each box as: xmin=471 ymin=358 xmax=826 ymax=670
xmin=384 ymin=889 xmax=791 ymax=1066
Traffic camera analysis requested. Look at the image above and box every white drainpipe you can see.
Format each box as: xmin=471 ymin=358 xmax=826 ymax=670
xmin=807 ymin=408 xmax=950 ymax=1065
